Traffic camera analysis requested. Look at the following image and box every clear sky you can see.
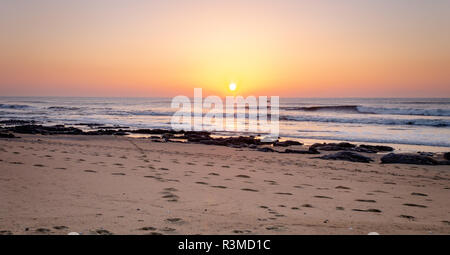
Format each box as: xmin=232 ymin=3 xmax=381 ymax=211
xmin=1 ymin=0 xmax=449 ymax=97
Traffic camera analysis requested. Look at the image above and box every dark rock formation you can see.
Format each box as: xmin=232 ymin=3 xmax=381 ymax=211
xmin=281 ymin=148 xmax=320 ymax=154
xmin=0 ymin=120 xmax=36 ymax=125
xmin=310 ymin=142 xmax=356 ymax=151
xmin=356 ymin=144 xmax=394 ymax=153
xmin=129 ymin=129 xmax=184 ymax=135
xmin=8 ymin=125 xmax=83 ymax=135
xmin=315 ymin=151 xmax=373 ymax=163
xmin=381 ymin=153 xmax=438 ymax=165
xmin=0 ymin=132 xmax=16 ymax=138
xmin=257 ymin=147 xmax=275 ymax=152
xmin=84 ymin=129 xmax=128 ymax=136
xmin=273 ymin=140 xmax=303 ymax=147
xmin=310 ymin=142 xmax=393 ymax=153
xmin=444 ymin=152 xmax=450 ymax=161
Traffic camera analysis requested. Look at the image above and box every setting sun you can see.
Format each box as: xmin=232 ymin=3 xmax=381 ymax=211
xmin=229 ymin=82 xmax=237 ymax=91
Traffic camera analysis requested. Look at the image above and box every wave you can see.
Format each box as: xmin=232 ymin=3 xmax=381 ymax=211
xmin=285 ymin=134 xmax=450 ymax=148
xmin=282 ymin=105 xmax=450 ymax=117
xmin=0 ymin=104 xmax=31 ymax=109
xmin=48 ymin=106 xmax=82 ymax=111
xmin=280 ymin=115 xmax=450 ymax=127
xmin=282 ymin=105 xmax=359 ymax=112
xmin=356 ymin=106 xmax=450 ymax=116
xmin=105 ymin=110 xmax=173 ymax=116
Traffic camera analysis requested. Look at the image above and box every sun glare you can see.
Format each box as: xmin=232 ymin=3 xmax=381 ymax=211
xmin=229 ymin=82 xmax=237 ymax=91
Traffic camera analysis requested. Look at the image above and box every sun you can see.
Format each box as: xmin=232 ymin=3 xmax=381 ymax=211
xmin=229 ymin=82 xmax=237 ymax=91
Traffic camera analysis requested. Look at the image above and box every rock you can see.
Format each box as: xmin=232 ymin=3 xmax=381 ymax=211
xmin=130 ymin=129 xmax=183 ymax=135
xmin=273 ymin=140 xmax=303 ymax=147
xmin=418 ymin=151 xmax=434 ymax=157
xmin=315 ymin=151 xmax=373 ymax=163
xmin=8 ymin=125 xmax=83 ymax=135
xmin=281 ymin=148 xmax=320 ymax=154
xmin=0 ymin=132 xmax=16 ymax=138
xmin=97 ymin=126 xmax=129 ymax=129
xmin=356 ymin=144 xmax=394 ymax=153
xmin=257 ymin=147 xmax=275 ymax=152
xmin=193 ymin=135 xmax=261 ymax=147
xmin=85 ymin=129 xmax=128 ymax=136
xmin=162 ymin=133 xmax=174 ymax=140
xmin=310 ymin=142 xmax=393 ymax=153
xmin=444 ymin=152 xmax=450 ymax=160
xmin=310 ymin=142 xmax=357 ymax=151
xmin=381 ymin=153 xmax=438 ymax=165
xmin=437 ymin=160 xmax=450 ymax=165
xmin=0 ymin=120 xmax=36 ymax=125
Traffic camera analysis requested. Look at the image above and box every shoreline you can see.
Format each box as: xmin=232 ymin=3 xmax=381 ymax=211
xmin=1 ymin=134 xmax=450 ymax=235
xmin=1 ymin=121 xmax=449 ymax=153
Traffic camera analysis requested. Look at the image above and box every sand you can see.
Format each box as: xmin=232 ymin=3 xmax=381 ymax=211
xmin=0 ymin=134 xmax=449 ymax=235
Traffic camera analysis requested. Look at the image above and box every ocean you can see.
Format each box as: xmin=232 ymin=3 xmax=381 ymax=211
xmin=1 ymin=97 xmax=449 ymax=151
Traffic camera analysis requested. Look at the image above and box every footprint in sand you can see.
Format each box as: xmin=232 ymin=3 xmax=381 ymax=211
xmin=233 ymin=230 xmax=252 ymax=234
xmin=411 ymin=192 xmax=428 ymax=197
xmin=161 ymin=192 xmax=179 ymax=199
xmin=35 ymin=228 xmax=51 ymax=234
xmin=111 ymin=173 xmax=126 ymax=176
xmin=241 ymin=188 xmax=258 ymax=192
xmin=403 ymin=203 xmax=427 ymax=208
xmin=164 ymin=187 xmax=178 ymax=192
xmin=95 ymin=229 xmax=113 ymax=235
xmin=355 ymin=199 xmax=376 ymax=203
xmin=84 ymin=170 xmax=97 ymax=173
xmin=0 ymin=230 xmax=12 ymax=235
xmin=275 ymin=192 xmax=293 ymax=195
xmin=147 ymin=232 xmax=164 ymax=235
xmin=302 ymin=204 xmax=313 ymax=208
xmin=264 ymin=180 xmax=278 ymax=185
xmin=399 ymin=215 xmax=415 ymax=220
xmin=208 ymin=172 xmax=220 ymax=176
xmin=160 ymin=227 xmax=176 ymax=232
xmin=53 ymin=226 xmax=68 ymax=230
xmin=336 ymin=207 xmax=345 ymax=211
xmin=335 ymin=186 xmax=351 ymax=190
xmin=352 ymin=208 xmax=382 ymax=213
xmin=33 ymin=164 xmax=45 ymax=167
xmin=235 ymin=175 xmax=251 ymax=178
xmin=139 ymin=226 xmax=157 ymax=231
xmin=210 ymin=185 xmax=227 ymax=189
xmin=265 ymin=225 xmax=286 ymax=231
xmin=372 ymin=190 xmax=388 ymax=193
xmin=195 ymin=181 xmax=208 ymax=185
xmin=166 ymin=218 xmax=184 ymax=224
xmin=314 ymin=195 xmax=333 ymax=199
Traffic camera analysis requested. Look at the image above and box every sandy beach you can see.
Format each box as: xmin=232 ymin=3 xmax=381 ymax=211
xmin=1 ymin=134 xmax=449 ymax=235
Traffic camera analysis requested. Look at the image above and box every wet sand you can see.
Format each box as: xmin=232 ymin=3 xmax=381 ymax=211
xmin=0 ymin=134 xmax=449 ymax=235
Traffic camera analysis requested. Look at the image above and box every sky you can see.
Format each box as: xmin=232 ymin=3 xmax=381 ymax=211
xmin=1 ymin=0 xmax=449 ymax=97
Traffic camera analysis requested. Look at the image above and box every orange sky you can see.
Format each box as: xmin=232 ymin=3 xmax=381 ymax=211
xmin=1 ymin=0 xmax=449 ymax=97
